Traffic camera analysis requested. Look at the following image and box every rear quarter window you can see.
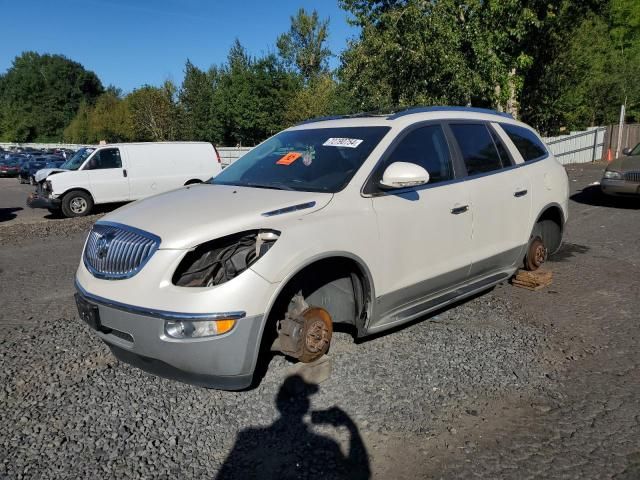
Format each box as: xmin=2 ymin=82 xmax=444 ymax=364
xmin=500 ymin=124 xmax=548 ymax=162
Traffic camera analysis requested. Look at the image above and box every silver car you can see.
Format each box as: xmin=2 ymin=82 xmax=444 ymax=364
xmin=601 ymin=143 xmax=640 ymax=196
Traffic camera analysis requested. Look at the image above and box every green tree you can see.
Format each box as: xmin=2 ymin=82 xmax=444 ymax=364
xmin=0 ymin=52 xmax=103 ymax=141
xmin=179 ymin=60 xmax=218 ymax=141
xmin=277 ymin=8 xmax=331 ymax=82
xmin=284 ymin=74 xmax=344 ymax=124
xmin=126 ymin=82 xmax=180 ymax=141
xmin=63 ymin=101 xmax=91 ymax=143
xmin=213 ymin=41 xmax=300 ymax=145
xmin=339 ymin=0 xmax=540 ymax=114
xmin=88 ymin=91 xmax=133 ymax=142
xmin=521 ymin=0 xmax=640 ymax=132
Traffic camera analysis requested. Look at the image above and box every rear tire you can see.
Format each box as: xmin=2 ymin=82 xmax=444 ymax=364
xmin=61 ymin=191 xmax=93 ymax=218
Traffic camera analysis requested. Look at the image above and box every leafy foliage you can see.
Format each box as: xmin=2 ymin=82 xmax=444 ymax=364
xmin=277 ymin=8 xmax=332 ymax=82
xmin=0 ymin=52 xmax=103 ymax=142
xmin=3 ymin=2 xmax=639 ymax=144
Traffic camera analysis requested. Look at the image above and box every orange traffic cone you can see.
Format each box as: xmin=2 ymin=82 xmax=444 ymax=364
xmin=606 ymin=148 xmax=613 ymax=162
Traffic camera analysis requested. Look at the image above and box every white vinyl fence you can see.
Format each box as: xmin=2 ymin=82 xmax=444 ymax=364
xmin=542 ymin=127 xmax=606 ymax=165
xmin=217 ymin=146 xmax=252 ymax=166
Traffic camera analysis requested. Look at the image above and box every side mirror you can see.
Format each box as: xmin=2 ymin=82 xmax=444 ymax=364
xmin=379 ymin=162 xmax=430 ymax=189
xmin=622 ymin=147 xmax=631 ymax=156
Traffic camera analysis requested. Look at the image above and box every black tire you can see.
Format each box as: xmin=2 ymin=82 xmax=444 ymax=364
xmin=61 ymin=190 xmax=93 ymax=218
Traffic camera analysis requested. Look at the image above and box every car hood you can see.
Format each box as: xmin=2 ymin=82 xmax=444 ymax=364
xmin=35 ymin=168 xmax=69 ymax=182
xmin=100 ymin=183 xmax=333 ymax=249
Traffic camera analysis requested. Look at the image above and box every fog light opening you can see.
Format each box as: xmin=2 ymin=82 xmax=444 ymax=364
xmin=165 ymin=318 xmax=236 ymax=339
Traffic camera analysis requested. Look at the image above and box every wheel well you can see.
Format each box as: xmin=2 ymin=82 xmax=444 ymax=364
xmin=61 ymin=188 xmax=94 ymax=202
xmin=533 ymin=206 xmax=564 ymax=254
xmin=184 ymin=179 xmax=202 ymax=186
xmin=265 ymin=257 xmax=372 ymax=336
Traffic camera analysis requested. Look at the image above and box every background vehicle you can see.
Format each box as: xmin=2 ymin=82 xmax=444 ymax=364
xmin=28 ymin=142 xmax=222 ymax=217
xmin=18 ymin=159 xmax=48 ymax=184
xmin=0 ymin=159 xmax=20 ymax=177
xmin=601 ymin=143 xmax=640 ymax=196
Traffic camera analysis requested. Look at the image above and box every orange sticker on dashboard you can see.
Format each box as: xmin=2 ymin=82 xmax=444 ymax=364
xmin=276 ymin=152 xmax=301 ymax=165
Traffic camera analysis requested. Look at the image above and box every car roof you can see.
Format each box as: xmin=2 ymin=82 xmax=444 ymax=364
xmin=290 ymin=106 xmax=534 ymax=131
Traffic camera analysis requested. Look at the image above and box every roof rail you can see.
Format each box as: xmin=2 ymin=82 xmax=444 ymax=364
xmin=295 ymin=111 xmax=390 ymax=126
xmin=387 ymin=106 xmax=513 ymax=120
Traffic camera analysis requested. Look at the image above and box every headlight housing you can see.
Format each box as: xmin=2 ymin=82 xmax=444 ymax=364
xmin=165 ymin=318 xmax=236 ymax=338
xmin=603 ymin=170 xmax=623 ymax=180
xmin=172 ymin=230 xmax=280 ymax=287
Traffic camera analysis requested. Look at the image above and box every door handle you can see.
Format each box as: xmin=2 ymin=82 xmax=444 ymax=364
xmin=450 ymin=204 xmax=469 ymax=215
xmin=123 ymin=169 xmax=128 ymax=178
xmin=514 ymin=189 xmax=528 ymax=197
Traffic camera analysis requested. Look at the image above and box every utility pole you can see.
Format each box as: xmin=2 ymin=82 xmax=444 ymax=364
xmin=615 ymin=98 xmax=626 ymax=159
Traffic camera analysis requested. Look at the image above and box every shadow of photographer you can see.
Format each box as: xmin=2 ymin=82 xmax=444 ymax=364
xmin=216 ymin=375 xmax=370 ymax=479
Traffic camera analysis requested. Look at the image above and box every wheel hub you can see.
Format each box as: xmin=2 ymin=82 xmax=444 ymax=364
xmin=526 ymin=236 xmax=547 ymax=270
xmin=277 ymin=297 xmax=333 ymax=363
xmin=70 ymin=197 xmax=87 ymax=214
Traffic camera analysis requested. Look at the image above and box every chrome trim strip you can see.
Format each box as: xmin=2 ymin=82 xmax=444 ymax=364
xmin=262 ymin=201 xmax=316 ymax=217
xmin=74 ymin=280 xmax=246 ymax=322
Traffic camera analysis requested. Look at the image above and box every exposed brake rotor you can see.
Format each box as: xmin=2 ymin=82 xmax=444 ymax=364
xmin=276 ymin=294 xmax=333 ymax=363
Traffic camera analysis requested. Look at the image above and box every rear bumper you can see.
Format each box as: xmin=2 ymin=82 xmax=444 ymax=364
xmin=74 ymin=283 xmax=264 ymax=390
xmin=600 ymin=179 xmax=640 ymax=196
xmin=27 ymin=192 xmax=61 ymax=210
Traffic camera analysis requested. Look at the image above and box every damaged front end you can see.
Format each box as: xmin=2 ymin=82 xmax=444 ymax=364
xmin=27 ymin=179 xmax=61 ymax=211
xmin=172 ymin=230 xmax=280 ymax=287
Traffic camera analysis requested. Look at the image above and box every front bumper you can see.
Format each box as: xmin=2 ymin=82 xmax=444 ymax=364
xmin=600 ymin=178 xmax=640 ymax=196
xmin=74 ymin=283 xmax=265 ymax=390
xmin=27 ymin=192 xmax=61 ymax=209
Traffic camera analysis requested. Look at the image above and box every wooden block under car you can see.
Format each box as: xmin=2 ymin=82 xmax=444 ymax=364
xmin=511 ymin=269 xmax=553 ymax=291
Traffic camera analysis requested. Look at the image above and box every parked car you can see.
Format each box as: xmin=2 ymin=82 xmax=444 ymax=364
xmin=18 ymin=160 xmax=48 ymax=184
xmin=74 ymin=107 xmax=569 ymax=390
xmin=28 ymin=142 xmax=222 ymax=217
xmin=601 ymin=143 xmax=640 ymax=196
xmin=0 ymin=159 xmax=20 ymax=177
xmin=45 ymin=159 xmax=66 ymax=169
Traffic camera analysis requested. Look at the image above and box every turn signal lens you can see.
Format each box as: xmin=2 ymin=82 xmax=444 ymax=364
xmin=165 ymin=318 xmax=236 ymax=339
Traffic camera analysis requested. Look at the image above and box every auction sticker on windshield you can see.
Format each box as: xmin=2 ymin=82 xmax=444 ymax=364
xmin=276 ymin=152 xmax=302 ymax=165
xmin=323 ymin=138 xmax=363 ymax=148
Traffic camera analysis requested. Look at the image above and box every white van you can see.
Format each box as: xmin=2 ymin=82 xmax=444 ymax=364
xmin=28 ymin=142 xmax=222 ymax=217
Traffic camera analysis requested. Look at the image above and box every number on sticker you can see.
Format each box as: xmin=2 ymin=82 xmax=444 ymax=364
xmin=323 ymin=138 xmax=364 ymax=148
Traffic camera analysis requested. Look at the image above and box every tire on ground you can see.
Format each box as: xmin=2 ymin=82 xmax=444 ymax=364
xmin=61 ymin=190 xmax=94 ymax=218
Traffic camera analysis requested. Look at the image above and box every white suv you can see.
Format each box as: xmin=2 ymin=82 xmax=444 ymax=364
xmin=74 ymin=107 xmax=569 ymax=390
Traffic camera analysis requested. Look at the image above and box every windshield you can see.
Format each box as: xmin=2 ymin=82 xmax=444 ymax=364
xmin=630 ymin=143 xmax=640 ymax=156
xmin=61 ymin=147 xmax=94 ymax=170
xmin=212 ymin=127 xmax=390 ymax=193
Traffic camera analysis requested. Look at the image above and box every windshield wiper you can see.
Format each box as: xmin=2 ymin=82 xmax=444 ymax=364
xmin=244 ymin=182 xmax=296 ymax=191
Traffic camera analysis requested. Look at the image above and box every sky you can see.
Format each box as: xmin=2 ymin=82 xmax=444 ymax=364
xmin=0 ymin=0 xmax=357 ymax=93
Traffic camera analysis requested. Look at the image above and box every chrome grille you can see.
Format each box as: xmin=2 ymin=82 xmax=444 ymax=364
xmin=624 ymin=171 xmax=640 ymax=183
xmin=83 ymin=222 xmax=160 ymax=279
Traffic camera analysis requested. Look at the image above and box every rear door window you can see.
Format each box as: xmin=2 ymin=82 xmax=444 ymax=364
xmin=500 ymin=124 xmax=548 ymax=162
xmin=449 ymin=123 xmax=504 ymax=176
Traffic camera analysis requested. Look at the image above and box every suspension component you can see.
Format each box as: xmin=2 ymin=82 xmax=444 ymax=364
xmin=277 ymin=294 xmax=333 ymax=363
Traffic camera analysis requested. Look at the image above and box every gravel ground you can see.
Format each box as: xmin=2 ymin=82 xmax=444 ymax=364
xmin=0 ymin=163 xmax=638 ymax=479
